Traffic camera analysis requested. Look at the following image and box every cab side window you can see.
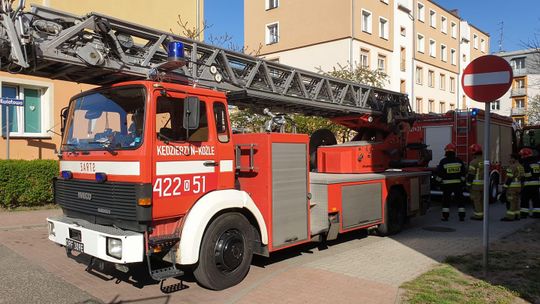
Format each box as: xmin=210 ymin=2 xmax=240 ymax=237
xmin=214 ymin=102 xmax=230 ymax=143
xmin=156 ymin=96 xmax=208 ymax=142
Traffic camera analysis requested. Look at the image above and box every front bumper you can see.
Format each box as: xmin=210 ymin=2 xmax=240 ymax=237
xmin=47 ymin=216 xmax=144 ymax=264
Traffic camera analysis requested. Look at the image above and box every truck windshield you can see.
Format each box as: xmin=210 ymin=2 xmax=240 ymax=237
xmin=522 ymin=129 xmax=540 ymax=150
xmin=62 ymin=87 xmax=146 ymax=152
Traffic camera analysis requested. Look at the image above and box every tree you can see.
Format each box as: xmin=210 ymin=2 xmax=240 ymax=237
xmin=526 ymin=95 xmax=540 ymax=125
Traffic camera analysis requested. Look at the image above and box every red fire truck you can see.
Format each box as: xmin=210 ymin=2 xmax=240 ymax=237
xmin=0 ymin=3 xmax=430 ymax=290
xmin=408 ymin=109 xmax=515 ymax=201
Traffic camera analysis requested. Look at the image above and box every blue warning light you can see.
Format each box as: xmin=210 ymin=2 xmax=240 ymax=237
xmin=168 ymin=41 xmax=185 ymax=61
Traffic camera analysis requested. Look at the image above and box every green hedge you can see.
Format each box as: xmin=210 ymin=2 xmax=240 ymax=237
xmin=0 ymin=160 xmax=58 ymax=208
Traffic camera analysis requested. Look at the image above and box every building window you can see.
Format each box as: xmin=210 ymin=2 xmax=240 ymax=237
xmin=480 ymin=38 xmax=486 ymax=52
xmin=450 ymin=48 xmax=456 ymax=65
xmin=400 ymin=26 xmax=406 ymax=37
xmin=440 ymin=73 xmax=446 ymax=91
xmin=379 ymin=17 xmax=389 ymax=40
xmin=377 ymin=54 xmax=386 ymax=72
xmin=416 ymin=66 xmax=423 ymax=85
xmin=429 ymin=10 xmax=436 ymax=28
xmin=451 ymin=22 xmax=457 ymax=38
xmin=400 ymin=47 xmax=406 ymax=71
xmin=463 ymin=54 xmax=467 ymax=62
xmin=428 ymin=70 xmax=434 ymax=87
xmin=417 ymin=3 xmax=425 ymax=22
xmin=473 ymin=34 xmax=478 ymax=49
xmin=400 ymin=79 xmax=406 ymax=93
xmin=416 ymin=98 xmax=423 ymax=112
xmin=428 ymin=99 xmax=435 ymax=112
xmin=515 ymin=78 xmax=526 ymax=88
xmin=515 ymin=98 xmax=525 ymax=108
xmin=266 ymin=22 xmax=279 ymax=44
xmin=1 ymin=83 xmax=51 ymax=137
xmin=440 ymin=102 xmax=446 ymax=113
xmin=360 ymin=49 xmax=370 ymax=68
xmin=429 ymin=39 xmax=436 ymax=57
xmin=441 ymin=16 xmax=447 ymax=34
xmin=450 ymin=103 xmax=455 ymax=110
xmin=362 ymin=10 xmax=372 ymax=33
xmin=266 ymin=0 xmax=278 ymax=10
xmin=511 ymin=57 xmax=525 ymax=70
xmin=450 ymin=77 xmax=455 ymax=93
xmin=441 ymin=44 xmax=447 ymax=62
xmin=417 ymin=34 xmax=425 ymax=53
xmin=491 ymin=101 xmax=500 ymax=110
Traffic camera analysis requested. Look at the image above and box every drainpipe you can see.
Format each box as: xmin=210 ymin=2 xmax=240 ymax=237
xmin=350 ymin=0 xmax=355 ymax=72
xmin=410 ymin=1 xmax=416 ymax=109
xmin=196 ymin=0 xmax=201 ymax=40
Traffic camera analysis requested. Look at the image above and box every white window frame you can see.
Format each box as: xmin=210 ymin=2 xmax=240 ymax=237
xmin=440 ymin=73 xmax=446 ymax=90
xmin=417 ymin=33 xmax=425 ymax=53
xmin=360 ymin=49 xmax=370 ymax=68
xmin=429 ymin=10 xmax=436 ymax=28
xmin=451 ymin=22 xmax=457 ymax=38
xmin=379 ymin=17 xmax=389 ymax=40
xmin=417 ymin=2 xmax=425 ymax=22
xmin=380 ymin=0 xmax=389 ymax=3
xmin=473 ymin=34 xmax=478 ymax=49
xmin=428 ymin=70 xmax=434 ymax=88
xmin=265 ymin=22 xmax=279 ymax=45
xmin=377 ymin=54 xmax=386 ymax=72
xmin=429 ymin=39 xmax=436 ymax=57
xmin=416 ymin=66 xmax=423 ymax=85
xmin=265 ymin=0 xmax=279 ymax=10
xmin=480 ymin=38 xmax=486 ymax=52
xmin=441 ymin=44 xmax=447 ymax=62
xmin=450 ymin=48 xmax=456 ymax=65
xmin=361 ymin=9 xmax=372 ymax=34
xmin=439 ymin=102 xmax=445 ymax=113
xmin=441 ymin=16 xmax=447 ymax=34
xmin=450 ymin=77 xmax=456 ymax=93
xmin=428 ymin=99 xmax=435 ymax=112
xmin=1 ymin=77 xmax=53 ymax=138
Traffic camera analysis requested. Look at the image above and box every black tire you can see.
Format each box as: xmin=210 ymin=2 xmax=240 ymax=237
xmin=193 ymin=212 xmax=253 ymax=290
xmin=377 ymin=189 xmax=407 ymax=236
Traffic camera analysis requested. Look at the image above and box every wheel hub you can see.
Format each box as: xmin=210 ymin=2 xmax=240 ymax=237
xmin=214 ymin=229 xmax=244 ymax=273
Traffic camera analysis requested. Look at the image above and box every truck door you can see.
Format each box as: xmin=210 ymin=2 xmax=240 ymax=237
xmin=152 ymin=91 xmax=222 ymax=219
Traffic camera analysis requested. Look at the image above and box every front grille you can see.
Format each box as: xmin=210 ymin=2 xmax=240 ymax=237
xmin=55 ymin=179 xmax=138 ymax=222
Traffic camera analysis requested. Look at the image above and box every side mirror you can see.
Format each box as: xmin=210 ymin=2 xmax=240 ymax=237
xmin=60 ymin=107 xmax=68 ymax=135
xmin=183 ymin=96 xmax=200 ymax=130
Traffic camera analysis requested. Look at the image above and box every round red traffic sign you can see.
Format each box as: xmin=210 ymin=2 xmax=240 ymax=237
xmin=461 ymin=55 xmax=513 ymax=103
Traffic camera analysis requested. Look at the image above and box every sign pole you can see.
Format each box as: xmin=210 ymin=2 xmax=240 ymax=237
xmin=482 ymin=101 xmax=490 ymax=274
xmin=6 ymin=105 xmax=9 ymax=160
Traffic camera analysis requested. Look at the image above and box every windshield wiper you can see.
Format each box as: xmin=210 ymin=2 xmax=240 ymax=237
xmin=61 ymin=143 xmax=80 ymax=155
xmin=89 ymin=139 xmax=118 ymax=156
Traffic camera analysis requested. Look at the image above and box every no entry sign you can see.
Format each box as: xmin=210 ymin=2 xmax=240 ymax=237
xmin=461 ymin=55 xmax=513 ymax=103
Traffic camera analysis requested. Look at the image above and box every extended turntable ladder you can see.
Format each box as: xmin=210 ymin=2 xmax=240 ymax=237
xmin=0 ymin=1 xmax=412 ymax=120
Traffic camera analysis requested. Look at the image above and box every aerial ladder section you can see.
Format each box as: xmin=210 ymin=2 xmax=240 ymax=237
xmin=0 ymin=1 xmax=412 ymax=122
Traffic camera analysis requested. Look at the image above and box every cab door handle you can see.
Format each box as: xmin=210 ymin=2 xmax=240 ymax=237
xmin=204 ymin=161 xmax=219 ymax=167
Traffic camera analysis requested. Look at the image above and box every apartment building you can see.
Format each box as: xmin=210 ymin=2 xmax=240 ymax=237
xmin=0 ymin=0 xmax=203 ymax=160
xmin=244 ymin=0 xmax=489 ymax=114
xmin=493 ymin=49 xmax=540 ymax=126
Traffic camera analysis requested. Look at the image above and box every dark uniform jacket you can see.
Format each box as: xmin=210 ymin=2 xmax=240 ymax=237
xmin=522 ymin=159 xmax=540 ymax=187
xmin=436 ymin=155 xmax=466 ymax=186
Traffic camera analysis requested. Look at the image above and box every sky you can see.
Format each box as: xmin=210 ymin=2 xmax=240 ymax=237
xmin=204 ymin=0 xmax=540 ymax=54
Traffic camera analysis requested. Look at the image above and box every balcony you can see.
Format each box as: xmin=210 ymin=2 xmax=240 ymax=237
xmin=397 ymin=0 xmax=412 ymax=13
xmin=511 ymin=88 xmax=526 ymax=97
xmin=513 ymin=68 xmax=528 ymax=77
xmin=511 ymin=107 xmax=526 ymax=116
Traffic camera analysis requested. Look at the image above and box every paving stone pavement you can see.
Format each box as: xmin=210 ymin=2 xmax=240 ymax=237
xmin=0 ymin=202 xmax=534 ymax=304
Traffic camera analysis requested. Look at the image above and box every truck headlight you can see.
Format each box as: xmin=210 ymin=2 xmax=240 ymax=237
xmin=48 ymin=221 xmax=55 ymax=237
xmin=106 ymin=237 xmax=122 ymax=259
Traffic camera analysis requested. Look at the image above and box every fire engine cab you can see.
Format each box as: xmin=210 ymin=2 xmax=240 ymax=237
xmin=0 ymin=2 xmax=430 ymax=290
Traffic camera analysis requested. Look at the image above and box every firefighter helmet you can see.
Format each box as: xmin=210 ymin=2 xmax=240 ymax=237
xmin=470 ymin=144 xmax=482 ymax=154
xmin=519 ymin=147 xmax=533 ymax=158
xmin=444 ymin=143 xmax=457 ymax=152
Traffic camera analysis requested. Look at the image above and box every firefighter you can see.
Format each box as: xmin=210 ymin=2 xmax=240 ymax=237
xmin=519 ymin=148 xmax=540 ymax=218
xmin=501 ymin=153 xmax=523 ymax=221
xmin=436 ymin=143 xmax=467 ymax=221
xmin=467 ymin=144 xmax=484 ymax=220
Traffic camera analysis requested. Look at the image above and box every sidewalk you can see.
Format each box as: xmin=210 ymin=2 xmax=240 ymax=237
xmin=0 ymin=203 xmax=534 ymax=304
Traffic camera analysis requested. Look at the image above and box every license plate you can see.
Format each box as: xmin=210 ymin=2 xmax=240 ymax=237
xmin=66 ymin=238 xmax=84 ymax=253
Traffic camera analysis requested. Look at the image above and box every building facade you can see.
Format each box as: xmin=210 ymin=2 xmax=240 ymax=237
xmin=244 ymin=0 xmax=489 ymax=114
xmin=493 ymin=49 xmax=540 ymax=126
xmin=0 ymin=0 xmax=203 ymax=160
